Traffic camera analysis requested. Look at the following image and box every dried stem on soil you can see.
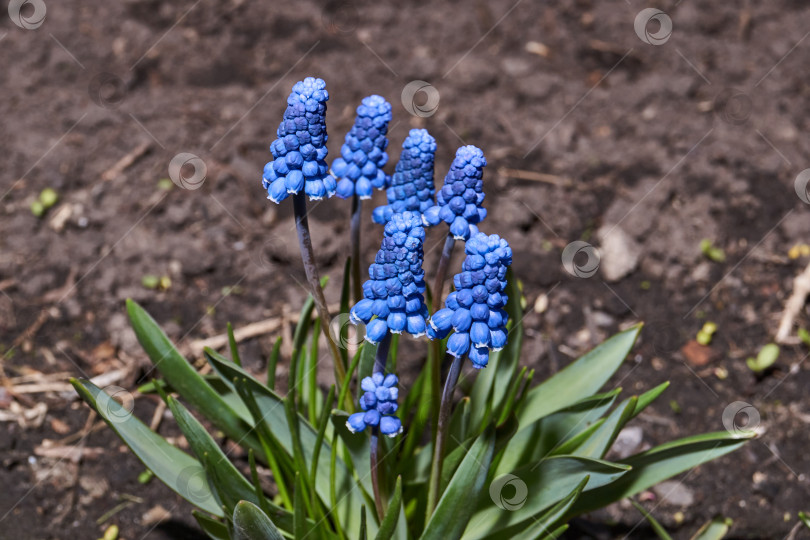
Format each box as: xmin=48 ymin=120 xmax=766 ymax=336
xmin=775 ymin=260 xmax=810 ymax=344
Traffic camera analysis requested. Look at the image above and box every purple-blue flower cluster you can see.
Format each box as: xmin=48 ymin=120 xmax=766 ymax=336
xmin=372 ymin=129 xmax=437 ymax=225
xmin=262 ymin=77 xmax=335 ymax=203
xmin=428 ymin=232 xmax=512 ymax=368
xmin=346 ymin=372 xmax=402 ymax=436
xmin=333 ymin=95 xmax=392 ymax=200
xmin=423 ymin=145 xmax=487 ymax=240
xmin=350 ymin=211 xmax=429 ymax=343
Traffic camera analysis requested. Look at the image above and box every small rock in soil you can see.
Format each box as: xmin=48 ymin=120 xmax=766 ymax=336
xmin=681 ymin=339 xmax=719 ymax=367
xmin=653 ymin=480 xmax=695 ymax=507
xmin=610 ymin=426 xmax=644 ymax=459
xmin=597 ymin=225 xmax=641 ymax=282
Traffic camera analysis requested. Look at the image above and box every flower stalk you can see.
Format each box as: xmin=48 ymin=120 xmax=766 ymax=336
xmin=427 ymin=352 xmax=462 ymax=516
xmin=292 ymin=191 xmax=347 ymax=396
xmin=350 ymin=194 xmax=363 ymax=304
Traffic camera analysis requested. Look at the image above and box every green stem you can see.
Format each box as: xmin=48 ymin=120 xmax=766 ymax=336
xmin=431 ymin=234 xmax=456 ymax=310
xmin=350 ymin=195 xmax=363 ymax=304
xmin=292 ymin=191 xmax=348 ymax=401
xmin=427 ymin=353 xmax=462 ymax=517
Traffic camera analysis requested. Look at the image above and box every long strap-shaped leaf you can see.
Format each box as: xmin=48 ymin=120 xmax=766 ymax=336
xmin=126 ymin=300 xmax=260 ymax=451
xmin=71 ymin=379 xmax=223 ymax=517
xmin=206 ymin=350 xmax=371 ymax=537
xmin=516 ymin=325 xmax=642 ymax=430
xmin=421 ymin=426 xmax=496 ymax=540
xmin=232 ymin=501 xmax=286 ymax=540
xmin=565 ymin=431 xmax=753 ymax=518
xmin=463 ymin=455 xmax=630 ymax=540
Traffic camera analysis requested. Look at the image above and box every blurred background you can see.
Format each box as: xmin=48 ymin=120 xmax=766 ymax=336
xmin=1 ymin=0 xmax=809 ymax=538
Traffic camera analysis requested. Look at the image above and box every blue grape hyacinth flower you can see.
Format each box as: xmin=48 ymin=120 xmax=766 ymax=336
xmin=333 ymin=95 xmax=392 ymax=200
xmin=346 ymin=372 xmax=402 ymax=436
xmin=428 ymin=232 xmax=512 ymax=368
xmin=372 ymin=129 xmax=437 ymax=225
xmin=350 ymin=211 xmax=430 ymax=343
xmin=262 ymin=77 xmax=335 ymax=203
xmin=423 ymin=145 xmax=487 ymax=240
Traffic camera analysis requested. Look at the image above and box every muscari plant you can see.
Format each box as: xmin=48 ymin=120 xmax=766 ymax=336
xmin=71 ymin=77 xmax=753 ymax=540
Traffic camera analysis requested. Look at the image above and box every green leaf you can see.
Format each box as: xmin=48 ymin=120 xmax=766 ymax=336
xmin=799 ymin=511 xmax=810 ymax=529
xmin=567 ymin=431 xmax=752 ymax=517
xmin=294 ymin=472 xmax=307 ymax=539
xmin=232 ymin=501 xmax=285 ymax=540
xmin=516 ymin=325 xmax=641 ymax=429
xmin=331 ymin=411 xmax=371 ymax=482
xmin=193 ymin=511 xmax=229 ymax=540
xmin=485 ymin=477 xmax=588 ymax=540
xmin=358 ymin=338 xmax=378 ymax=383
xmin=465 ymin=456 xmax=630 ymax=539
xmin=574 ymin=397 xmax=638 ymax=459
xmin=71 ymin=378 xmax=223 ymax=516
xmin=375 ymin=476 xmax=403 ymax=540
xmin=125 ymin=300 xmax=259 ymax=451
xmin=206 ymin=352 xmax=371 ymax=537
xmin=632 ymin=382 xmax=669 ymax=418
xmin=495 ymin=389 xmax=620 ymax=475
xmin=227 ymin=323 xmax=242 ymax=367
xmin=746 ymin=343 xmax=779 ymax=373
xmin=421 ymin=425 xmax=497 ymax=540
xmin=165 ymin=394 xmax=257 ymax=513
xmin=629 ymin=499 xmax=673 ymax=540
xmin=690 ymin=516 xmax=733 ymax=540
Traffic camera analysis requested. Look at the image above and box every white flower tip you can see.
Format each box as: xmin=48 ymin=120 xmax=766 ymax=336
xmin=345 ymin=421 xmax=358 ymax=433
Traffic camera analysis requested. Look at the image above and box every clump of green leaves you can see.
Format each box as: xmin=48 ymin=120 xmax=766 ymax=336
xmin=72 ymin=287 xmax=752 ymax=539
xmin=696 ymin=321 xmax=717 ymax=346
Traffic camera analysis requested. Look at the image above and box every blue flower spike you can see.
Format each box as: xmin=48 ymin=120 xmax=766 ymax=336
xmin=262 ymin=77 xmax=335 ymax=203
xmin=428 ymin=232 xmax=512 ymax=369
xmin=372 ymin=129 xmax=437 ymax=225
xmin=350 ymin=211 xmax=430 ymax=343
xmin=423 ymin=145 xmax=487 ymax=240
xmin=346 ymin=372 xmax=403 ymax=437
xmin=333 ymin=95 xmax=393 ymax=200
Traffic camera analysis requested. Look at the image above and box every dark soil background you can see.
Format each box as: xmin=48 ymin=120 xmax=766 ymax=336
xmin=2 ymin=0 xmax=810 ymax=538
